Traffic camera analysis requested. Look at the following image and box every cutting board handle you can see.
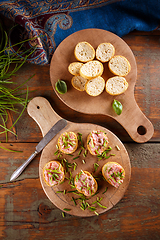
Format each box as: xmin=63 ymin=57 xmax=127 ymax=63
xmin=114 ymin=97 xmax=154 ymax=143
xmin=27 ymin=97 xmax=62 ymax=137
xmin=27 ymin=96 xmax=154 ymax=143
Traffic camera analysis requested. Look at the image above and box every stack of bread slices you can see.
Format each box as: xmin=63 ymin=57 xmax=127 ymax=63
xmin=68 ymin=41 xmax=131 ymax=96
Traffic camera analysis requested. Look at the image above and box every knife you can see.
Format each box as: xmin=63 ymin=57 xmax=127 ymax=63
xmin=10 ymin=119 xmax=67 ymax=182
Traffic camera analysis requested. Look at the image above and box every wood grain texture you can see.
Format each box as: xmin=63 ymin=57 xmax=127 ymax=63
xmin=0 ymin=30 xmax=160 ymax=240
xmin=0 ymin=143 xmax=160 ymax=239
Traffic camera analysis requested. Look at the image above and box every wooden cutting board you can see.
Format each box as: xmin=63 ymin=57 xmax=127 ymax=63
xmin=50 ymin=28 xmax=154 ymax=143
xmin=27 ymin=97 xmax=131 ymax=217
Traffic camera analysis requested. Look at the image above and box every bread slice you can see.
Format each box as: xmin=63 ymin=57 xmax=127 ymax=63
xmin=58 ymin=131 xmax=78 ymax=154
xmin=102 ymin=162 xmax=125 ymax=188
xmin=43 ymin=160 xmax=65 ymax=187
xmin=74 ymin=170 xmax=98 ymax=196
xmin=108 ymin=55 xmax=131 ymax=76
xmin=74 ymin=42 xmax=95 ymax=62
xmin=85 ymin=76 xmax=105 ymax=96
xmin=96 ymin=43 xmax=115 ymax=62
xmin=79 ymin=60 xmax=103 ymax=80
xmin=106 ymin=76 xmax=128 ymax=95
xmin=68 ymin=62 xmax=83 ymax=75
xmin=71 ymin=75 xmax=88 ymax=91
xmin=87 ymin=130 xmax=109 ymax=155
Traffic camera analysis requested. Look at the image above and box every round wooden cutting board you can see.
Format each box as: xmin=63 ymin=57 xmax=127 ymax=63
xmin=50 ymin=28 xmax=154 ymax=143
xmin=27 ymin=97 xmax=131 ymax=217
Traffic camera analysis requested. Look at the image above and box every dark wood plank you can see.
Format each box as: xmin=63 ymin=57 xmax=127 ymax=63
xmin=123 ymin=34 xmax=160 ymax=141
xmin=0 ymin=143 xmax=160 ymax=239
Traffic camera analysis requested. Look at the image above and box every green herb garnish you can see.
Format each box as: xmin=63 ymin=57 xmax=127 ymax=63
xmin=61 ymin=212 xmax=65 ymax=217
xmin=94 ymin=211 xmax=99 ymax=215
xmin=0 ymin=23 xmax=37 ymax=145
xmin=96 ymin=202 xmax=107 ymax=209
xmin=73 ymin=162 xmax=77 ymax=171
xmin=0 ymin=144 xmax=23 ymax=152
xmin=90 ymin=138 xmax=95 ymax=148
xmin=73 ymin=156 xmax=79 ymax=160
xmin=115 ymin=145 xmax=120 ymax=150
xmin=94 ymin=163 xmax=99 ymax=172
xmin=71 ymin=197 xmax=77 ymax=206
xmin=55 ymin=79 xmax=67 ymax=94
xmin=97 ymin=146 xmax=112 ymax=160
xmin=77 ymin=132 xmax=83 ymax=147
xmin=102 ymin=187 xmax=108 ymax=194
xmin=63 ymin=208 xmax=71 ymax=211
xmin=112 ymin=99 xmax=123 ymax=115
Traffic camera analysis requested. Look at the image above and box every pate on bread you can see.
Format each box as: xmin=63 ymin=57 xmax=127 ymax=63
xmin=74 ymin=170 xmax=98 ymax=196
xmin=43 ymin=160 xmax=65 ymax=187
xmin=58 ymin=132 xmax=78 ymax=154
xmin=102 ymin=162 xmax=125 ymax=188
xmin=87 ymin=130 xmax=109 ymax=155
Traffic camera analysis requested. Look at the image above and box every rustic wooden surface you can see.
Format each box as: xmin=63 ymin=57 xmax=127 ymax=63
xmin=0 ymin=30 xmax=160 ymax=240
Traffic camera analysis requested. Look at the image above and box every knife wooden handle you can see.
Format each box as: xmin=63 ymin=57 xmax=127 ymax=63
xmin=27 ymin=97 xmax=62 ymax=137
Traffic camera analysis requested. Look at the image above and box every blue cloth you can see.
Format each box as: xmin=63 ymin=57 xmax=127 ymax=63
xmin=0 ymin=0 xmax=160 ymax=64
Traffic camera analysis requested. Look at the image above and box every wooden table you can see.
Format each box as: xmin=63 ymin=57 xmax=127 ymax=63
xmin=0 ymin=30 xmax=160 ymax=240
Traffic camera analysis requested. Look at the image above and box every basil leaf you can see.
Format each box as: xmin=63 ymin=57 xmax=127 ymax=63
xmin=112 ymin=99 xmax=123 ymax=115
xmin=55 ymin=79 xmax=67 ymax=94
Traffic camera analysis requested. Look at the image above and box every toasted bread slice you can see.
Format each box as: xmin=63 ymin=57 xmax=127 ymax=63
xmin=74 ymin=170 xmax=98 ymax=196
xmin=102 ymin=162 xmax=125 ymax=188
xmin=68 ymin=62 xmax=83 ymax=75
xmin=85 ymin=76 xmax=105 ymax=96
xmin=43 ymin=160 xmax=65 ymax=187
xmin=106 ymin=76 xmax=128 ymax=95
xmin=58 ymin=131 xmax=78 ymax=154
xmin=74 ymin=42 xmax=95 ymax=62
xmin=87 ymin=130 xmax=108 ymax=155
xmin=71 ymin=75 xmax=88 ymax=91
xmin=108 ymin=55 xmax=131 ymax=76
xmin=96 ymin=42 xmax=115 ymax=62
xmin=79 ymin=60 xmax=103 ymax=80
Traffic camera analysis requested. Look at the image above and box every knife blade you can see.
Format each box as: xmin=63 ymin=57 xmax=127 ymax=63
xmin=10 ymin=119 xmax=67 ymax=182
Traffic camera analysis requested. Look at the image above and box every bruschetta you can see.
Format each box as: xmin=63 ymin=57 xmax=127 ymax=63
xmin=87 ymin=130 xmax=109 ymax=155
xmin=74 ymin=170 xmax=98 ymax=196
xmin=58 ymin=132 xmax=78 ymax=154
xmin=102 ymin=162 xmax=125 ymax=188
xmin=43 ymin=160 xmax=65 ymax=187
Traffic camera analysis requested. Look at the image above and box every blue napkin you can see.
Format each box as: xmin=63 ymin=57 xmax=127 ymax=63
xmin=0 ymin=0 xmax=160 ymax=64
